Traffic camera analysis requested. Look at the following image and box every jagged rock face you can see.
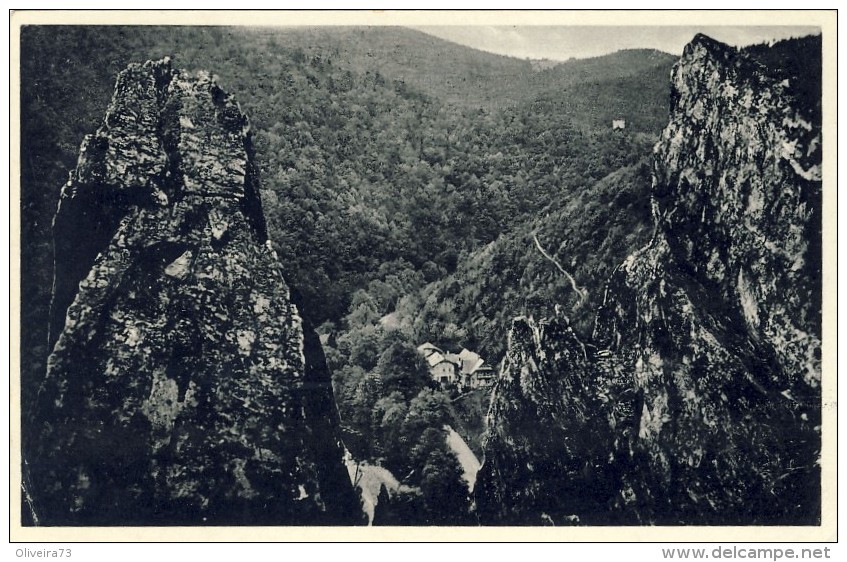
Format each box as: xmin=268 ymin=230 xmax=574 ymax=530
xmin=474 ymin=316 xmax=629 ymax=525
xmin=653 ymin=34 xmax=821 ymax=389
xmin=27 ymin=59 xmax=361 ymax=525
xmin=476 ymin=35 xmax=821 ymax=525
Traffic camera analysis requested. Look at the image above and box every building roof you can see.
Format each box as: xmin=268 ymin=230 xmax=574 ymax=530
xmin=426 ymin=352 xmax=446 ymax=367
xmin=420 ymin=342 xmax=493 ymax=383
xmin=417 ymin=342 xmax=444 ymax=357
xmin=444 ymin=352 xmax=463 ymax=365
xmin=462 ymin=358 xmax=484 ymax=375
xmin=458 ymin=348 xmax=479 ymax=362
xmin=457 ymin=349 xmax=485 ymax=375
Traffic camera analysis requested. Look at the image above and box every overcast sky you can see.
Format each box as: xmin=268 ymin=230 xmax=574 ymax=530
xmin=408 ymin=26 xmax=821 ymax=61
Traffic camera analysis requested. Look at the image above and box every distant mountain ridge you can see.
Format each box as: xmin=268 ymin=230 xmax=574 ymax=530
xmin=249 ymin=26 xmax=676 ymax=114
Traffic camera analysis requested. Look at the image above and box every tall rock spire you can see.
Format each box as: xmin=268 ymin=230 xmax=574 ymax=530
xmin=27 ymin=58 xmax=362 ymax=525
xmin=475 ymin=34 xmax=821 ymax=525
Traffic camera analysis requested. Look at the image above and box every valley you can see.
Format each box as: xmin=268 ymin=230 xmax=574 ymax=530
xmin=19 ymin=25 xmax=823 ymax=527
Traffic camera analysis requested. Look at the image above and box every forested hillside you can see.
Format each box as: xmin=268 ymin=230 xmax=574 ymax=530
xmin=21 ymin=25 xmax=670 ymax=403
xmin=248 ymin=26 xmax=676 ymax=115
xmin=21 ymin=25 xmax=679 ymax=524
xmin=397 ymin=160 xmax=655 ymax=360
xmin=21 ymin=22 xmax=825 ymax=527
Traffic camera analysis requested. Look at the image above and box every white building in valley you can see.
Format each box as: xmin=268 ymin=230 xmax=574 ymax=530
xmin=417 ymin=343 xmax=495 ymax=390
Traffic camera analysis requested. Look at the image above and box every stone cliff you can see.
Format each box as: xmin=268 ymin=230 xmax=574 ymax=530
xmin=26 ymin=58 xmax=362 ymax=525
xmin=475 ymin=34 xmax=822 ymax=525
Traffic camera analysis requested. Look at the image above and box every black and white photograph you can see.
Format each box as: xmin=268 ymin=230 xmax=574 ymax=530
xmin=10 ymin=9 xmax=836 ymax=542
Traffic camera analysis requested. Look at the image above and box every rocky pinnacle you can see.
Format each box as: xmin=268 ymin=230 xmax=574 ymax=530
xmin=475 ymin=34 xmax=821 ymax=525
xmin=27 ymin=58 xmax=362 ymax=525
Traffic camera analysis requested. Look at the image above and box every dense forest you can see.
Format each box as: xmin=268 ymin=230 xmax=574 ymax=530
xmin=21 ymin=25 xmax=679 ymax=523
xmin=21 ymin=24 xmax=823 ymax=526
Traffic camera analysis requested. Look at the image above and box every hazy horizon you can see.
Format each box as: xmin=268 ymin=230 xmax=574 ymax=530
xmin=409 ymin=25 xmax=821 ymax=61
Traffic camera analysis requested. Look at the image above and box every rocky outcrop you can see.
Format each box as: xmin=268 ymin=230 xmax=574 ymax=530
xmin=475 ymin=34 xmax=821 ymax=525
xmin=26 ymin=58 xmax=362 ymax=525
xmin=474 ymin=314 xmax=626 ymax=525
